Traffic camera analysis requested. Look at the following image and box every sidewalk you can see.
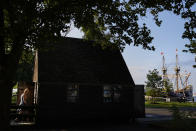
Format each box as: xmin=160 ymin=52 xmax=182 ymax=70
xmin=136 ymin=108 xmax=172 ymax=124
xmin=12 ymin=108 xmax=174 ymax=131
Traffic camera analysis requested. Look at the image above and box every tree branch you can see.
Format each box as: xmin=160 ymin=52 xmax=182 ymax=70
xmin=0 ymin=8 xmax=5 ymax=63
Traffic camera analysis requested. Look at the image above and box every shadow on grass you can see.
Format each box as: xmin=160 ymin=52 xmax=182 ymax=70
xmin=149 ymin=119 xmax=196 ymax=131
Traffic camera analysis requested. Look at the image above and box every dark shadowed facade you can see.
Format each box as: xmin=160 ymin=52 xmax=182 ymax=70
xmin=35 ymin=37 xmax=136 ymax=125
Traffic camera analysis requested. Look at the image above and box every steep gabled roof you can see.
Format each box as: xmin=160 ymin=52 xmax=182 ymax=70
xmin=38 ymin=37 xmax=135 ymax=85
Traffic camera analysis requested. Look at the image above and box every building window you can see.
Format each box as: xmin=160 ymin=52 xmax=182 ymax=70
xmin=67 ymin=84 xmax=79 ymax=103
xmin=103 ymin=85 xmax=121 ymax=103
xmin=103 ymin=86 xmax=113 ymax=103
xmin=113 ymin=86 xmax=121 ymax=103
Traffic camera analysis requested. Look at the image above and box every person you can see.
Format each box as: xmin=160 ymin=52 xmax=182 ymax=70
xmin=15 ymin=88 xmax=30 ymax=121
xmin=20 ymin=88 xmax=29 ymax=105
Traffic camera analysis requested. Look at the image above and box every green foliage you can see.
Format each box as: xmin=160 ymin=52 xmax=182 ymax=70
xmin=170 ymin=105 xmax=184 ymax=120
xmin=11 ymin=95 xmax=17 ymax=104
xmin=145 ymin=69 xmax=163 ymax=103
xmin=184 ymin=40 xmax=196 ymax=54
xmin=148 ymin=102 xmax=196 ymax=131
xmin=169 ymin=105 xmax=196 ymax=121
xmin=12 ymin=83 xmax=18 ymax=89
xmin=146 ymin=69 xmax=162 ymax=89
xmin=15 ymin=50 xmax=34 ymax=82
xmin=162 ymin=79 xmax=173 ymax=97
xmin=11 ymin=84 xmax=17 ymax=104
xmin=146 ymin=87 xmax=163 ymax=98
xmin=0 ymin=1 xmax=195 ymax=83
xmin=0 ymin=0 xmax=195 ymax=54
xmin=183 ymin=40 xmax=196 ymax=68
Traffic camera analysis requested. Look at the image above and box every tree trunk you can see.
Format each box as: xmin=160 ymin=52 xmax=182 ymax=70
xmin=0 ymin=52 xmax=22 ymax=131
xmin=0 ymin=55 xmax=21 ymax=130
xmin=0 ymin=79 xmax=13 ymax=130
xmin=0 ymin=8 xmax=23 ymax=130
xmin=0 ymin=7 xmax=11 ymax=130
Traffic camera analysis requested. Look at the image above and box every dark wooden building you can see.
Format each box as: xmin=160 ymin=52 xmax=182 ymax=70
xmin=35 ymin=37 xmax=137 ymax=125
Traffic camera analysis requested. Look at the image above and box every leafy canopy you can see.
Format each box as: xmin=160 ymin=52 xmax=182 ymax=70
xmin=146 ymin=69 xmax=162 ymax=89
xmin=183 ymin=40 xmax=196 ymax=68
xmin=145 ymin=69 xmax=163 ymax=99
xmin=162 ymin=78 xmax=173 ymax=97
xmin=0 ymin=0 xmax=195 ymax=54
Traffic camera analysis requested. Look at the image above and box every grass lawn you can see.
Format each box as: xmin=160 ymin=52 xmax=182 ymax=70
xmin=145 ymin=101 xmax=196 ymax=108
xmin=146 ymin=101 xmax=196 ymax=131
xmin=11 ymin=95 xmax=17 ymax=104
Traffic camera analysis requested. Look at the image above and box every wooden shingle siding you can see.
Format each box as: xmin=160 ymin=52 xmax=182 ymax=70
xmin=38 ymin=38 xmax=134 ymax=85
xmin=36 ymin=37 xmax=136 ymax=125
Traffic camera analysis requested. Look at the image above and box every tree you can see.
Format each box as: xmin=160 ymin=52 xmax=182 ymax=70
xmin=183 ymin=40 xmax=196 ymax=68
xmin=0 ymin=0 xmax=195 ymax=130
xmin=145 ymin=69 xmax=163 ymax=103
xmin=15 ymin=50 xmax=34 ymax=82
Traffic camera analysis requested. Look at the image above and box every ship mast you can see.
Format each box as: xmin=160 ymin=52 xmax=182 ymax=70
xmin=160 ymin=49 xmax=192 ymax=97
xmin=175 ymin=49 xmax=180 ymax=93
xmin=161 ymin=52 xmax=167 ymax=78
xmin=161 ymin=52 xmax=168 ymax=90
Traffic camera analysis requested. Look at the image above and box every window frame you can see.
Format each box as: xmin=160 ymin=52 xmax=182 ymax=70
xmin=103 ymin=85 xmax=121 ymax=103
xmin=66 ymin=84 xmax=79 ymax=103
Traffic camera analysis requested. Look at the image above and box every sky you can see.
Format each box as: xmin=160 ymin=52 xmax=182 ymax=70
xmin=67 ymin=11 xmax=196 ymax=94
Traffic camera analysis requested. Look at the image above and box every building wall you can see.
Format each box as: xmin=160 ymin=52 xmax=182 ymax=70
xmin=36 ymin=83 xmax=134 ymax=125
xmin=35 ymin=38 xmax=136 ymax=126
xmin=134 ymin=85 xmax=145 ymax=118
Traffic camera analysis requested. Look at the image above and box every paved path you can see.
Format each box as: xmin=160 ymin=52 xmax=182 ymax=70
xmin=146 ymin=108 xmax=172 ymax=116
xmin=15 ymin=107 xmax=194 ymax=131
xmin=12 ymin=124 xmax=158 ymax=131
xmin=136 ymin=108 xmax=173 ymax=123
